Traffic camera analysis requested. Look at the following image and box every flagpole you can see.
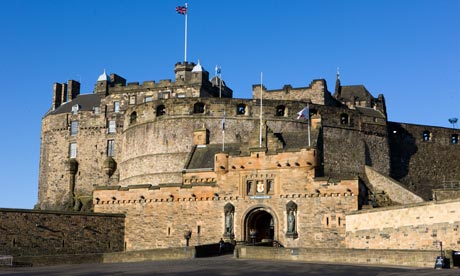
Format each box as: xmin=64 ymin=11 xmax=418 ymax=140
xmin=259 ymin=72 xmax=263 ymax=148
xmin=184 ymin=2 xmax=188 ymax=62
xmin=222 ymin=110 xmax=226 ymax=152
xmin=307 ymin=104 xmax=311 ymax=147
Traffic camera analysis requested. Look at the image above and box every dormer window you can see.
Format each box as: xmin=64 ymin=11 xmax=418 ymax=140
xmin=71 ymin=104 xmax=79 ymax=115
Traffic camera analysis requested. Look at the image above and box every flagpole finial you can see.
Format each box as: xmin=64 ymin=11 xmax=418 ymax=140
xmin=336 ymin=67 xmax=340 ymax=80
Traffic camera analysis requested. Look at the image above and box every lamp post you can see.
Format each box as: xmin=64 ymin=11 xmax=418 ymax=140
xmin=184 ymin=230 xmax=192 ymax=247
xmin=249 ymin=229 xmax=257 ymax=246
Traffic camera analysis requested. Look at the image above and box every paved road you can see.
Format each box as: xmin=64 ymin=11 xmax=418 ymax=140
xmin=1 ymin=255 xmax=459 ymax=276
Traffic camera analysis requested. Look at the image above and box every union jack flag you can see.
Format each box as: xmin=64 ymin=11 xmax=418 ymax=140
xmin=176 ymin=6 xmax=187 ymax=15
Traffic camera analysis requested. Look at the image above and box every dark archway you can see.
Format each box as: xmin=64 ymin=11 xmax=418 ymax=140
xmin=245 ymin=208 xmax=275 ymax=244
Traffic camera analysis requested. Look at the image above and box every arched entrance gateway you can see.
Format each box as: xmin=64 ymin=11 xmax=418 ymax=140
xmin=244 ymin=207 xmax=277 ymax=244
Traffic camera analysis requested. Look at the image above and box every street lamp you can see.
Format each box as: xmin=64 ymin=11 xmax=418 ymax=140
xmin=184 ymin=230 xmax=192 ymax=247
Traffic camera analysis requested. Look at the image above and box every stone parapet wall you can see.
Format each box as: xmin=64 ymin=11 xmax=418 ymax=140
xmin=0 ymin=208 xmax=125 ymax=257
xmin=365 ymin=166 xmax=424 ymax=204
xmin=235 ymin=246 xmax=440 ymax=268
xmin=346 ymin=199 xmax=460 ymax=250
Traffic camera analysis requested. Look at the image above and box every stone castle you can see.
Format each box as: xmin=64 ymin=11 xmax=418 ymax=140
xmin=36 ymin=61 xmax=460 ymax=251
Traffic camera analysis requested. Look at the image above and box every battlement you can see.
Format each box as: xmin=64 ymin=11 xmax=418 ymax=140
xmin=252 ymin=79 xmax=333 ymax=106
xmin=92 ymin=61 xmax=231 ymax=99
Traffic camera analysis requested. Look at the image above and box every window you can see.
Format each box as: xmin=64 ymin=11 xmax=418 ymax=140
xmin=267 ymin=179 xmax=273 ymax=194
xmin=276 ymin=105 xmax=285 ymax=116
xmin=144 ymin=96 xmax=153 ymax=103
xmin=93 ymin=107 xmax=100 ymax=115
xmin=156 ymin=105 xmax=166 ymax=116
xmin=246 ymin=181 xmax=253 ymax=195
xmin=129 ymin=96 xmax=136 ymax=105
xmin=107 ymin=140 xmax=115 ymax=157
xmin=159 ymin=92 xmax=170 ymax=99
xmin=114 ymin=101 xmax=120 ymax=113
xmin=70 ymin=121 xmax=78 ymax=136
xmin=452 ymin=134 xmax=458 ymax=144
xmin=108 ymin=120 xmax=116 ymax=134
xmin=237 ymin=104 xmax=246 ymax=115
xmin=340 ymin=113 xmax=349 ymax=125
xmin=69 ymin=143 xmax=77 ymax=158
xmin=71 ymin=104 xmax=79 ymax=115
xmin=423 ymin=130 xmax=431 ymax=141
xmin=130 ymin=112 xmax=137 ymax=124
xmin=193 ymin=102 xmax=205 ymax=114
xmin=177 ymin=93 xmax=186 ymax=98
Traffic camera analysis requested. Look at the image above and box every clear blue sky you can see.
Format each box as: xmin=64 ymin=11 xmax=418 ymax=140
xmin=0 ymin=0 xmax=459 ymax=209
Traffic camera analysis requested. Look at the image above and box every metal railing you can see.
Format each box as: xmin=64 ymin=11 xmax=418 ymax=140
xmin=0 ymin=255 xmax=13 ymax=266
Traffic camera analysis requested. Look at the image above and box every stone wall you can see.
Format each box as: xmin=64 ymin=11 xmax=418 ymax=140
xmin=94 ymin=181 xmax=358 ymax=251
xmin=364 ymin=166 xmax=424 ymax=205
xmin=388 ymin=122 xmax=460 ymax=199
xmin=235 ymin=246 xmax=440 ymax=268
xmin=0 ymin=208 xmax=125 ymax=256
xmin=345 ymin=199 xmax=460 ymax=251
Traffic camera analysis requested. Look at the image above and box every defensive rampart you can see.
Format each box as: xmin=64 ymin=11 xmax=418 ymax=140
xmin=345 ymin=199 xmax=460 ymax=251
xmin=0 ymin=208 xmax=125 ymax=257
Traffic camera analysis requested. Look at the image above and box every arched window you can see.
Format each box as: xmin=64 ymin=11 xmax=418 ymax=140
xmin=193 ymin=102 xmax=205 ymax=114
xmin=422 ymin=130 xmax=431 ymax=141
xmin=130 ymin=111 xmax=137 ymax=125
xmin=276 ymin=105 xmax=285 ymax=116
xmin=340 ymin=113 xmax=349 ymax=125
xmin=237 ymin=104 xmax=246 ymax=115
xmin=156 ymin=105 xmax=166 ymax=116
xmin=451 ymin=134 xmax=458 ymax=144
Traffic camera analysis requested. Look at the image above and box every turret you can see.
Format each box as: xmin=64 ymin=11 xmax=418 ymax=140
xmin=94 ymin=69 xmax=110 ymax=96
xmin=175 ymin=61 xmax=195 ymax=82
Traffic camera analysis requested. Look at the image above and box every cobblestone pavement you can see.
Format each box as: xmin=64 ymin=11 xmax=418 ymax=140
xmin=1 ymin=255 xmax=459 ymax=276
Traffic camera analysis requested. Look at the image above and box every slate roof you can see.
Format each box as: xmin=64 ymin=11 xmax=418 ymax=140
xmin=355 ymin=106 xmax=386 ymax=119
xmin=186 ymin=144 xmax=240 ymax=170
xmin=51 ymin=94 xmax=101 ymax=115
xmin=185 ymin=131 xmax=313 ymax=170
xmin=338 ymin=85 xmax=373 ymax=102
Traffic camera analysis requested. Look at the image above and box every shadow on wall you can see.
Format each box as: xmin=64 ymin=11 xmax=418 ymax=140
xmin=388 ymin=123 xmax=417 ymax=181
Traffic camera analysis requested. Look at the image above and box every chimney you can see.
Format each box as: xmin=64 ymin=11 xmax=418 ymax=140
xmin=60 ymin=83 xmax=68 ymax=105
xmin=52 ymin=83 xmax=63 ymax=110
xmin=68 ymin=80 xmax=80 ymax=100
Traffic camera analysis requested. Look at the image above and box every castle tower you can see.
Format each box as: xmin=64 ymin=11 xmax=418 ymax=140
xmin=174 ymin=61 xmax=195 ymax=82
xmin=94 ymin=69 xmax=110 ymax=95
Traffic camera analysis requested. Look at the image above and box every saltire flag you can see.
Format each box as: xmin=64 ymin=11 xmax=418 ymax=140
xmin=222 ymin=111 xmax=226 ymax=131
xmin=297 ymin=107 xmax=309 ymax=120
xmin=176 ymin=5 xmax=187 ymax=15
